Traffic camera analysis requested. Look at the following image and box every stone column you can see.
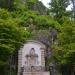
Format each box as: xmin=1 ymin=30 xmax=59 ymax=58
xmin=40 ymin=47 xmax=46 ymax=67
xmin=18 ymin=48 xmax=22 ymax=75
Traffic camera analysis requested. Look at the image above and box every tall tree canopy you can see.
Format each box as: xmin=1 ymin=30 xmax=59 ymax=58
xmin=0 ymin=8 xmax=31 ymax=75
xmin=0 ymin=0 xmax=14 ymax=10
xmin=51 ymin=18 xmax=75 ymax=75
xmin=49 ymin=0 xmax=70 ymax=23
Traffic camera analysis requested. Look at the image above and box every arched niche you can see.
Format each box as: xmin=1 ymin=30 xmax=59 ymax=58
xmin=18 ymin=40 xmax=46 ymax=72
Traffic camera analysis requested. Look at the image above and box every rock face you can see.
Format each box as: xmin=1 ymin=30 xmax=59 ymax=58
xmin=18 ymin=40 xmax=50 ymax=75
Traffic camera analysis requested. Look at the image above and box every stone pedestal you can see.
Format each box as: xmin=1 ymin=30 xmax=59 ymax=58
xmin=23 ymin=72 xmax=50 ymax=75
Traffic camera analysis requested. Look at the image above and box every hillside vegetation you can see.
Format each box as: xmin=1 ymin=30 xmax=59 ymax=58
xmin=0 ymin=0 xmax=75 ymax=75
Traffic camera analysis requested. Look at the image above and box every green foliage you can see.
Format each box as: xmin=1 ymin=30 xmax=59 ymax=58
xmin=0 ymin=8 xmax=31 ymax=60
xmin=0 ymin=0 xmax=75 ymax=74
xmin=52 ymin=19 xmax=75 ymax=65
xmin=25 ymin=0 xmax=47 ymax=14
xmin=0 ymin=8 xmax=31 ymax=75
xmin=35 ymin=16 xmax=61 ymax=30
xmin=26 ymin=0 xmax=38 ymax=9
xmin=49 ymin=0 xmax=70 ymax=23
xmin=0 ymin=8 xmax=11 ymax=19
xmin=12 ymin=8 xmax=60 ymax=30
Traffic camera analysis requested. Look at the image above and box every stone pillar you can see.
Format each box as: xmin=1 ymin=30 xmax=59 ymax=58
xmin=40 ymin=48 xmax=46 ymax=67
xmin=18 ymin=48 xmax=22 ymax=75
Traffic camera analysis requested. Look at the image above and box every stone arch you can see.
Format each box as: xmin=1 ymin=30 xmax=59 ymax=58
xmin=18 ymin=40 xmax=46 ymax=74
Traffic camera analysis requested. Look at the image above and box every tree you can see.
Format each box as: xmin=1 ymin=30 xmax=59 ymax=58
xmin=51 ymin=18 xmax=75 ymax=75
xmin=0 ymin=8 xmax=31 ymax=75
xmin=71 ymin=0 xmax=75 ymax=20
xmin=23 ymin=0 xmax=47 ymax=15
xmin=0 ymin=0 xmax=14 ymax=10
xmin=49 ymin=0 xmax=70 ymax=23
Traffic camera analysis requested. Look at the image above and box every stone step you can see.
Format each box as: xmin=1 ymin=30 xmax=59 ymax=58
xmin=23 ymin=72 xmax=50 ymax=75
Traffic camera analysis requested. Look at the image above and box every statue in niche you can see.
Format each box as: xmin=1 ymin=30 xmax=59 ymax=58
xmin=25 ymin=48 xmax=38 ymax=66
